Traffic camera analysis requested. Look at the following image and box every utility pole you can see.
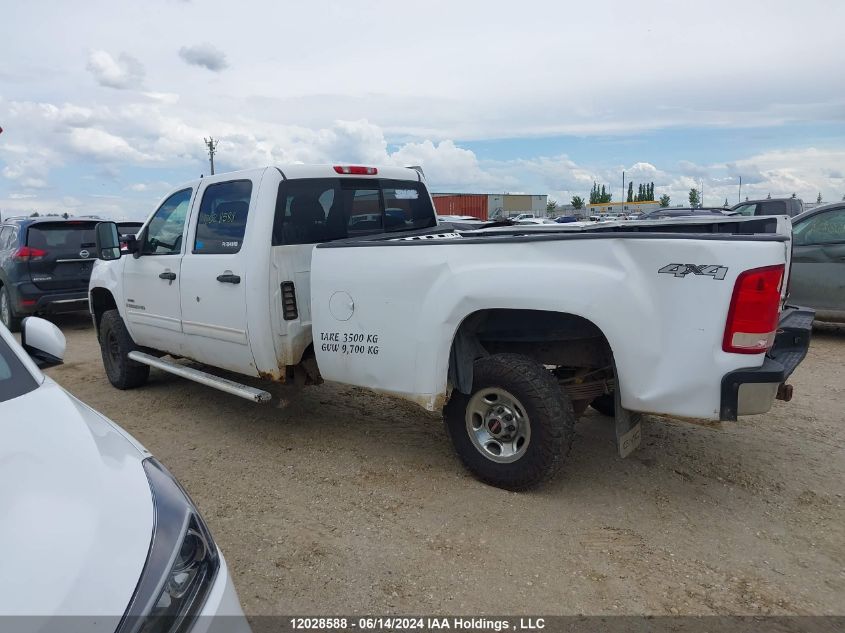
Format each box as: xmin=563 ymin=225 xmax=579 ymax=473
xmin=738 ymin=175 xmax=742 ymax=204
xmin=203 ymin=137 xmax=218 ymax=175
xmin=622 ymin=171 xmax=625 ymax=211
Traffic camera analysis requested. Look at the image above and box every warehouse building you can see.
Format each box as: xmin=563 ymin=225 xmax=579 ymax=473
xmin=432 ymin=193 xmax=548 ymax=220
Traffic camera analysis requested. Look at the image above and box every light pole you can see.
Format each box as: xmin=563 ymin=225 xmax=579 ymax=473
xmin=203 ymin=137 xmax=218 ymax=175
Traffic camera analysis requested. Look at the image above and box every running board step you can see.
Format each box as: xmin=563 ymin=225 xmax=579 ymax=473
xmin=128 ymin=351 xmax=272 ymax=403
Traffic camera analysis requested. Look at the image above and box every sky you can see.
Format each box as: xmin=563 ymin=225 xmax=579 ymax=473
xmin=1 ymin=0 xmax=844 ymax=220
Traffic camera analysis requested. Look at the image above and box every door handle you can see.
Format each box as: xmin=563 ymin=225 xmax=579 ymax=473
xmin=158 ymin=271 xmax=176 ymax=281
xmin=216 ymin=273 xmax=241 ymax=284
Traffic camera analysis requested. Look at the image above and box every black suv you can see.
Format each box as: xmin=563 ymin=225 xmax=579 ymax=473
xmin=731 ymin=197 xmax=804 ymax=217
xmin=0 ymin=217 xmax=100 ymax=331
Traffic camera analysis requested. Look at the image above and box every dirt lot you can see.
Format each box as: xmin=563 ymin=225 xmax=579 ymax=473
xmin=42 ymin=315 xmax=844 ymax=616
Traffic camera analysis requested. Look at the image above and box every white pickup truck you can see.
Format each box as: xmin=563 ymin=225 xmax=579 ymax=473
xmin=89 ymin=164 xmax=813 ymax=490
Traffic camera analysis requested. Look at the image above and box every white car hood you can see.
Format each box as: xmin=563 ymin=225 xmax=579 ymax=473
xmin=0 ymin=380 xmax=154 ymax=620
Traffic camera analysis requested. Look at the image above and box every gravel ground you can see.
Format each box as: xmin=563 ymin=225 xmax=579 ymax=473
xmin=41 ymin=315 xmax=844 ymax=616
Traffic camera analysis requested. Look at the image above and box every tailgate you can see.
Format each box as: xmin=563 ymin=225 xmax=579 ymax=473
xmin=25 ymin=221 xmax=98 ymax=291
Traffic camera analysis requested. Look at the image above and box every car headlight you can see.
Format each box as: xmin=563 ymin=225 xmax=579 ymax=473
xmin=118 ymin=458 xmax=220 ymax=633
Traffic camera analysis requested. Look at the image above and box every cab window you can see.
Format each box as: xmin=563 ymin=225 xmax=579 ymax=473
xmin=793 ymin=209 xmax=845 ymax=246
xmin=758 ymin=200 xmax=787 ymax=215
xmin=194 ymin=180 xmax=253 ymax=254
xmin=272 ymin=178 xmax=436 ymax=246
xmin=733 ymin=203 xmax=757 ymax=216
xmin=142 ymin=188 xmax=193 ymax=255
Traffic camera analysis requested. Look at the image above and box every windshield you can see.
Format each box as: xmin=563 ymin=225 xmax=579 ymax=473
xmin=0 ymin=336 xmax=38 ymax=403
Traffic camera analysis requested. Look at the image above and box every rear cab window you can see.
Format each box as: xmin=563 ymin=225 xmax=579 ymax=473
xmin=757 ymin=201 xmax=787 ymax=215
xmin=0 ymin=336 xmax=38 ymax=403
xmin=194 ymin=180 xmax=253 ymax=254
xmin=272 ymin=178 xmax=436 ymax=246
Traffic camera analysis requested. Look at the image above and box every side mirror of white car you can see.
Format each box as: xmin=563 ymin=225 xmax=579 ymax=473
xmin=21 ymin=317 xmax=66 ymax=369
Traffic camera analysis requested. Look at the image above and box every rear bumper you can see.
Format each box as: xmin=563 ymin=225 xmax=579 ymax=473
xmin=719 ymin=306 xmax=814 ymax=421
xmin=12 ymin=282 xmax=89 ymax=315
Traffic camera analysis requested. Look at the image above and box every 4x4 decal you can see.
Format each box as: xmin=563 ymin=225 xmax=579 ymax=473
xmin=658 ymin=263 xmax=728 ymax=280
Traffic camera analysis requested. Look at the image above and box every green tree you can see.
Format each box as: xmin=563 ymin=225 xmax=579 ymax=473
xmin=817 ymin=192 xmax=823 ymax=203
xmin=571 ymin=195 xmax=584 ymax=209
xmin=627 ymin=181 xmax=633 ymax=202
xmin=689 ymin=188 xmax=701 ymax=208
xmin=649 ymin=182 xmax=655 ymax=200
xmin=659 ymin=194 xmax=670 ymax=207
xmin=546 ymin=199 xmax=558 ymax=213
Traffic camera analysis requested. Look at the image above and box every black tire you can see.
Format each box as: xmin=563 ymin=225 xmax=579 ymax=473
xmin=444 ymin=353 xmax=575 ymax=490
xmin=99 ymin=309 xmax=149 ymax=389
xmin=0 ymin=285 xmax=22 ymax=333
xmin=590 ymin=393 xmax=616 ymax=417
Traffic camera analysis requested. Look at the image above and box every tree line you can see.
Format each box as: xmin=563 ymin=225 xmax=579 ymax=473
xmin=564 ymin=182 xmax=670 ymax=210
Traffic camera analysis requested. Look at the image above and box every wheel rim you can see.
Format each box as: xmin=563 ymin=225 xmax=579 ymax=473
xmin=465 ymin=387 xmax=531 ymax=463
xmin=0 ymin=290 xmax=9 ymax=326
xmin=106 ymin=330 xmax=121 ymax=367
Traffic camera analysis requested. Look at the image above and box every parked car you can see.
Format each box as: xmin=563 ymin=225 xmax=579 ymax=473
xmin=516 ymin=218 xmax=557 ymax=225
xmin=508 ymin=213 xmax=535 ymax=221
xmin=640 ymin=207 xmax=738 ymax=220
xmin=0 ymin=317 xmax=250 ymax=630
xmin=0 ymin=217 xmax=99 ymax=331
xmin=789 ymin=203 xmax=845 ymax=323
xmin=554 ymin=215 xmax=579 ymax=223
xmin=88 ymin=164 xmax=813 ymax=490
xmin=117 ymin=220 xmax=144 ymax=236
xmin=732 ymin=197 xmax=804 ymax=218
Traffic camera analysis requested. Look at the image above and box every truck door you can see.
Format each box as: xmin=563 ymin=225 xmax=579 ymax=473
xmin=122 ymin=188 xmax=194 ymax=354
xmin=179 ymin=178 xmax=256 ymax=375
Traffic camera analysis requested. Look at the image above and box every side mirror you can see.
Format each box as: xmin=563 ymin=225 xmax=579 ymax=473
xmin=21 ymin=317 xmax=65 ymax=369
xmin=95 ymin=221 xmax=122 ymax=260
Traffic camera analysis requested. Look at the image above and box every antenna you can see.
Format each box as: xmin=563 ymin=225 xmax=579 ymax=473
xmin=203 ymin=137 xmax=219 ymax=175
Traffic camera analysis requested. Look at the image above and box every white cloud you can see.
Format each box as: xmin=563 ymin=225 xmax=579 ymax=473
xmin=87 ymin=50 xmax=145 ymax=89
xmin=178 ymin=44 xmax=228 ymax=72
xmin=67 ymin=127 xmax=151 ymax=162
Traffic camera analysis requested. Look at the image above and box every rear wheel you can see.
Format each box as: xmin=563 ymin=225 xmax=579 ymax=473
xmin=444 ymin=354 xmax=575 ymax=490
xmin=0 ymin=286 xmax=22 ymax=333
xmin=99 ymin=309 xmax=149 ymax=389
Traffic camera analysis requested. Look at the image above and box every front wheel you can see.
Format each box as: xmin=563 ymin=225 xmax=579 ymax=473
xmin=444 ymin=354 xmax=575 ymax=490
xmin=99 ymin=309 xmax=150 ymax=389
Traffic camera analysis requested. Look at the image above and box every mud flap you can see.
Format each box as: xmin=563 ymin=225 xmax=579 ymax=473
xmin=614 ymin=388 xmax=642 ymax=458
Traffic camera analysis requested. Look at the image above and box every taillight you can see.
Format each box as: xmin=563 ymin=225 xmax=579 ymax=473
xmin=722 ymin=264 xmax=785 ymax=354
xmin=14 ymin=246 xmax=47 ymax=262
xmin=333 ymin=165 xmax=378 ymax=175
